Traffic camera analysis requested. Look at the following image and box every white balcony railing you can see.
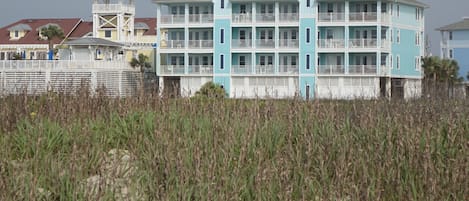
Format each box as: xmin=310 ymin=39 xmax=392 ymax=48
xmin=317 ymin=65 xmax=345 ymax=75
xmin=256 ymin=39 xmax=276 ymax=48
xmin=188 ymin=40 xmax=214 ymax=49
xmin=349 ymin=39 xmax=378 ymax=48
xmin=279 ymin=13 xmax=299 ymax=22
xmin=318 ymin=13 xmax=345 ymax=22
xmin=256 ymin=13 xmax=275 ymax=23
xmin=232 ymin=39 xmax=253 ymax=49
xmin=160 ymin=15 xmax=185 ymax=25
xmin=348 ymin=65 xmax=377 ymax=74
xmin=318 ymin=39 xmax=346 ymax=49
xmin=255 ymin=65 xmax=275 ymax=74
xmin=232 ymin=13 xmax=253 ymax=23
xmin=160 ymin=40 xmax=185 ymax=49
xmin=349 ymin=12 xmax=378 ymax=22
xmin=278 ymin=39 xmax=299 ymax=48
xmin=232 ymin=65 xmax=252 ymax=74
xmin=380 ymin=65 xmax=391 ymax=76
xmin=93 ymin=4 xmax=135 ymax=14
xmin=160 ymin=65 xmax=185 ymax=74
xmin=189 ymin=14 xmax=214 ymax=24
xmin=278 ymin=65 xmax=299 ymax=74
xmin=0 ymin=60 xmax=131 ymax=70
xmin=381 ymin=39 xmax=391 ymax=49
xmin=188 ymin=65 xmax=213 ymax=74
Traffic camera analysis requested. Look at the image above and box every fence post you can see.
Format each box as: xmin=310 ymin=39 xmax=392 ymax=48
xmin=91 ymin=71 xmax=97 ymax=96
xmin=118 ymin=70 xmax=123 ymax=97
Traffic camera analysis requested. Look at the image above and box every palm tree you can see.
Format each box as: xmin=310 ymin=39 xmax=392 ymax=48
xmin=130 ymin=53 xmax=152 ymax=73
xmin=421 ymin=56 xmax=441 ymax=82
xmin=40 ymin=25 xmax=64 ymax=60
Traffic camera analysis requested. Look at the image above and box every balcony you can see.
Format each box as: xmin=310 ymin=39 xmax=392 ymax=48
xmin=349 ymin=65 xmax=377 ymax=75
xmin=161 ymin=65 xmax=185 ymax=74
xmin=232 ymin=65 xmax=251 ymax=74
xmin=160 ymin=15 xmax=185 ymax=25
xmin=232 ymin=13 xmax=253 ymax=24
xmin=188 ymin=14 xmax=214 ymax=24
xmin=349 ymin=39 xmax=378 ymax=48
xmin=279 ymin=13 xmax=299 ymax=23
xmin=160 ymin=40 xmax=185 ymax=49
xmin=349 ymin=12 xmax=378 ymax=22
xmin=318 ymin=39 xmax=346 ymax=49
xmin=317 ymin=65 xmax=345 ymax=75
xmin=188 ymin=65 xmax=213 ymax=74
xmin=188 ymin=40 xmax=214 ymax=49
xmin=318 ymin=13 xmax=345 ymax=22
xmin=256 ymin=40 xmax=276 ymax=48
xmin=93 ymin=4 xmax=135 ymax=14
xmin=278 ymin=65 xmax=299 ymax=74
xmin=232 ymin=39 xmax=253 ymax=49
xmin=255 ymin=65 xmax=275 ymax=74
xmin=256 ymin=13 xmax=275 ymax=23
xmin=278 ymin=39 xmax=299 ymax=49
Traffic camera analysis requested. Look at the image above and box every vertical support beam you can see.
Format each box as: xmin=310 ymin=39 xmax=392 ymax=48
xmin=345 ymin=1 xmax=349 ymax=23
xmin=251 ymin=2 xmax=257 ymax=74
xmin=117 ymin=13 xmax=122 ymax=42
xmin=252 ymin=2 xmax=257 ymax=23
xmin=118 ymin=70 xmax=123 ymax=97
xmin=91 ymin=71 xmax=97 ymax=95
xmin=156 ymin=4 xmax=161 ymax=76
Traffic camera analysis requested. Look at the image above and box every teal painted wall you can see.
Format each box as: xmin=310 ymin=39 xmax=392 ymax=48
xmin=214 ymin=76 xmax=231 ymax=96
xmin=299 ymin=18 xmax=316 ymax=74
xmin=392 ymin=3 xmax=420 ymax=28
xmin=391 ymin=28 xmax=421 ymax=77
xmin=299 ymin=76 xmax=315 ymax=99
xmin=214 ymin=19 xmax=232 ymax=75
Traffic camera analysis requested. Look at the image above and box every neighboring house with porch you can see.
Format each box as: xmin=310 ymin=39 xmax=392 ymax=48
xmin=438 ymin=17 xmax=469 ymax=82
xmin=0 ymin=18 xmax=89 ymax=60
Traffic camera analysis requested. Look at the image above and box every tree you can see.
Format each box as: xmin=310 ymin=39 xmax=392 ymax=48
xmin=130 ymin=53 xmax=152 ymax=73
xmin=422 ymin=56 xmax=441 ymax=82
xmin=40 ymin=25 xmax=64 ymax=60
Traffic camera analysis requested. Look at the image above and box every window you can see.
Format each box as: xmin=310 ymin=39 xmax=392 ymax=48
xmin=449 ymin=49 xmax=453 ymax=58
xmin=307 ymin=0 xmax=311 ymax=7
xmin=220 ymin=29 xmax=225 ymax=44
xmin=371 ymin=30 xmax=377 ymax=39
xmin=390 ymin=29 xmax=393 ymax=42
xmin=291 ymin=56 xmax=297 ymax=66
xmin=396 ymin=29 xmax=400 ymax=43
xmin=105 ymin=30 xmax=112 ymax=38
xmin=306 ymin=54 xmax=311 ymax=70
xmin=240 ymin=56 xmax=246 ymax=66
xmin=416 ymin=32 xmax=420 ymax=46
xmin=336 ymin=56 xmax=342 ymax=65
xmin=14 ymin=31 xmax=19 ymax=38
xmin=390 ymin=56 xmax=393 ymax=69
xmin=449 ymin=31 xmax=453 ymax=40
xmin=260 ymin=56 xmax=266 ymax=65
xmin=220 ymin=54 xmax=224 ymax=69
xmin=221 ymin=0 xmax=224 ymax=9
xmin=381 ymin=55 xmax=387 ymax=66
xmin=240 ymin=4 xmax=246 ymax=14
xmin=268 ymin=56 xmax=273 ymax=65
xmin=381 ymin=3 xmax=387 ymax=13
xmin=268 ymin=30 xmax=273 ymax=40
xmin=327 ymin=3 xmax=333 ymax=13
xmin=397 ymin=4 xmax=400 ymax=17
xmin=396 ymin=55 xmax=400 ymax=69
xmin=306 ymin=28 xmax=311 ymax=43
xmin=292 ymin=31 xmax=297 ymax=40
xmin=415 ymin=57 xmax=420 ymax=70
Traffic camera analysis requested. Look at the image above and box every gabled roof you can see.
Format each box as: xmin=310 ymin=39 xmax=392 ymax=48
xmin=135 ymin=22 xmax=150 ymax=30
xmin=0 ymin=18 xmax=83 ymax=45
xmin=135 ymin=18 xmax=156 ymax=36
xmin=397 ymin=0 xmax=428 ymax=8
xmin=7 ymin=24 xmax=32 ymax=32
xmin=437 ymin=18 xmax=469 ymax=31
xmin=64 ymin=37 xmax=123 ymax=47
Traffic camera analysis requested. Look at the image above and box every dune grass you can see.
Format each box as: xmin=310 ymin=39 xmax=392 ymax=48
xmin=0 ymin=93 xmax=468 ymax=200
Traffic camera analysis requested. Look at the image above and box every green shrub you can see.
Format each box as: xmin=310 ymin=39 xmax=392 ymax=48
xmin=194 ymin=82 xmax=227 ymax=98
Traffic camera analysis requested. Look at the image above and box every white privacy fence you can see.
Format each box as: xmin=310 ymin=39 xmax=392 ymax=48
xmin=0 ymin=61 xmax=142 ymax=97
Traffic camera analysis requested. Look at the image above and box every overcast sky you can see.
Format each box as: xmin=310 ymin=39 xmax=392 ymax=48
xmin=0 ymin=0 xmax=467 ymax=55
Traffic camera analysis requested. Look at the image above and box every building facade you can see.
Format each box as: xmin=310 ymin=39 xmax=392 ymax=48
xmin=438 ymin=17 xmax=469 ymax=82
xmin=153 ymin=0 xmax=426 ymax=99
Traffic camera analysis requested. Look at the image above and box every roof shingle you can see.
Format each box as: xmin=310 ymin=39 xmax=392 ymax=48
xmin=437 ymin=18 xmax=469 ymax=31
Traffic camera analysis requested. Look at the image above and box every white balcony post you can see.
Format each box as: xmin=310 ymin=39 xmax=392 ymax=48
xmin=345 ymin=1 xmax=349 ymax=22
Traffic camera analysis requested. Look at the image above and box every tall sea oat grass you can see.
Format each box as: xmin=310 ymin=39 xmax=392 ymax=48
xmin=0 ymin=89 xmax=467 ymax=200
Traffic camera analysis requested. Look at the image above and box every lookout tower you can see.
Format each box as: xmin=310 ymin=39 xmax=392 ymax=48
xmin=92 ymin=0 xmax=135 ymax=43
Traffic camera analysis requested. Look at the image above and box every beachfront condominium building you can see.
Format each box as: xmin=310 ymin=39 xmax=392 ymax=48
xmin=152 ymin=0 xmax=426 ymax=99
xmin=438 ymin=17 xmax=469 ymax=82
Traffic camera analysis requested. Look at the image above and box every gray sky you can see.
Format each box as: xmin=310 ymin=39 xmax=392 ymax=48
xmin=0 ymin=0 xmax=467 ymax=55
